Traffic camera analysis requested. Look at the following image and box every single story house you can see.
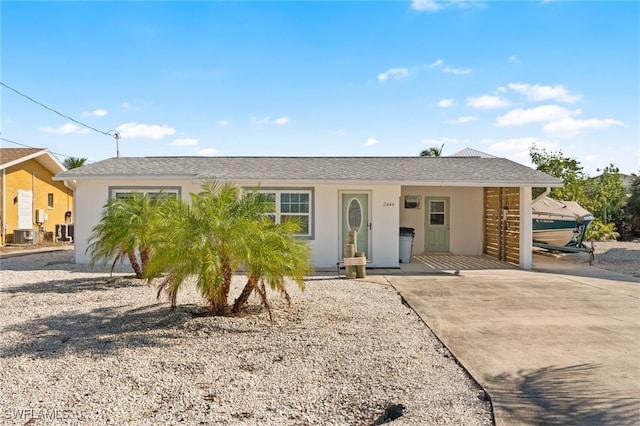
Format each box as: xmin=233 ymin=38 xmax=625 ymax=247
xmin=1 ymin=148 xmax=75 ymax=245
xmin=54 ymin=150 xmax=561 ymax=270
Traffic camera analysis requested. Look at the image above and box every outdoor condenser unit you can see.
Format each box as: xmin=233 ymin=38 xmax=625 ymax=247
xmin=13 ymin=229 xmax=39 ymax=245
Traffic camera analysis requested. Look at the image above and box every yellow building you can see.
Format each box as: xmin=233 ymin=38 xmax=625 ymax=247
xmin=0 ymin=148 xmax=75 ymax=245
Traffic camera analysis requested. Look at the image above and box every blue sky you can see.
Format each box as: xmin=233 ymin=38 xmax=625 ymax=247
xmin=1 ymin=0 xmax=638 ymax=175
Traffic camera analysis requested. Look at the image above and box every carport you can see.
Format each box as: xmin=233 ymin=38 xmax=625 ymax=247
xmin=388 ymin=254 xmax=640 ymax=425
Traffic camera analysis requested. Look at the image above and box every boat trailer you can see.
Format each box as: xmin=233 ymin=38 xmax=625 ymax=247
xmin=533 ymin=240 xmax=595 ymax=265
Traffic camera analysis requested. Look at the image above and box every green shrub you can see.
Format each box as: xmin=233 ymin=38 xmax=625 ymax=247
xmin=585 ymin=218 xmax=619 ymax=241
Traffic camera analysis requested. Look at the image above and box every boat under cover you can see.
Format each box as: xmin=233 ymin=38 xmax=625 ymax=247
xmin=532 ymin=196 xmax=594 ymax=247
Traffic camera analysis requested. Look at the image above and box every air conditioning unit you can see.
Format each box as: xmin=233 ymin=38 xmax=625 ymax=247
xmin=55 ymin=224 xmax=74 ymax=242
xmin=13 ymin=229 xmax=39 ymax=245
xmin=36 ymin=209 xmax=46 ymax=225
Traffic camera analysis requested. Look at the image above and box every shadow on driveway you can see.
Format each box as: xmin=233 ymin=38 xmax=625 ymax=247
xmin=491 ymin=364 xmax=639 ymax=426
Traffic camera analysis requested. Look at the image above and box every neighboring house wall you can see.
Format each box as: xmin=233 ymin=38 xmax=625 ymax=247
xmin=3 ymin=158 xmax=72 ymax=242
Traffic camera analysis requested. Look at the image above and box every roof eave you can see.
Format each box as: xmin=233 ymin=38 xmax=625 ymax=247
xmin=53 ymin=174 xmax=199 ymax=181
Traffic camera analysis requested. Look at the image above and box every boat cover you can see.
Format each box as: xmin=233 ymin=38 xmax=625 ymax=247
xmin=532 ymin=195 xmax=594 ymax=223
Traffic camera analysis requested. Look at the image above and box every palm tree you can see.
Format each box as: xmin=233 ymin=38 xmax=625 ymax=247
xmin=86 ymin=192 xmax=163 ymax=278
xmin=63 ymin=156 xmax=88 ymax=169
xmin=146 ymin=182 xmax=304 ymax=316
xmin=419 ymin=144 xmax=444 ymax=157
xmin=231 ymin=216 xmax=313 ymax=320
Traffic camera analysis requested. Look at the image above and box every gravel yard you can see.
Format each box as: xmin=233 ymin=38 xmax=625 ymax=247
xmin=0 ymin=249 xmax=491 ymax=425
xmin=538 ymin=240 xmax=640 ymax=278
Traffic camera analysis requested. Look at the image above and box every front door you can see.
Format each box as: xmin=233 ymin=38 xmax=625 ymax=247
xmin=425 ymin=197 xmax=450 ymax=253
xmin=341 ymin=193 xmax=369 ymax=258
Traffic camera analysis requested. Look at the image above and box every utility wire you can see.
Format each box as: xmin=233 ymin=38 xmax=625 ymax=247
xmin=0 ymin=137 xmax=93 ymax=163
xmin=0 ymin=81 xmax=117 ymax=138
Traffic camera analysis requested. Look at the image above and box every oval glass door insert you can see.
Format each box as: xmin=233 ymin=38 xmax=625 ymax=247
xmin=348 ymin=198 xmax=362 ymax=232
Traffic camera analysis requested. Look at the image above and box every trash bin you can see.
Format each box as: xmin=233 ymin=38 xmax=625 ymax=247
xmin=399 ymin=227 xmax=415 ymax=263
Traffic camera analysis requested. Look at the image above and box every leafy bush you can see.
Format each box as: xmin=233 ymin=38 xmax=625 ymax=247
xmin=585 ymin=218 xmax=619 ymax=241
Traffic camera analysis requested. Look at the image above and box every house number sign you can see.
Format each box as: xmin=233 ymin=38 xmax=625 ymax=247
xmin=383 ymin=201 xmax=395 ymax=207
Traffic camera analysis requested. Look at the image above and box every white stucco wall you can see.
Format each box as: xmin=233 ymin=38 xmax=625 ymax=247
xmin=73 ymin=179 xmax=402 ymax=269
xmin=399 ymin=186 xmax=484 ymax=256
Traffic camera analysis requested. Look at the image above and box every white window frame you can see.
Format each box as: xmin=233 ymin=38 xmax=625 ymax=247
xmin=259 ymin=188 xmax=314 ymax=239
xmin=109 ymin=186 xmax=181 ymax=200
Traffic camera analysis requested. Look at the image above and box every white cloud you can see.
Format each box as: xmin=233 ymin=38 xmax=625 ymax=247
xmin=364 ymin=137 xmax=379 ymax=147
xmin=41 ymin=123 xmax=90 ymax=135
xmin=446 ymin=116 xmax=477 ymax=124
xmin=484 ymin=137 xmax=558 ymax=164
xmin=487 ymin=137 xmax=556 ymax=154
xmin=197 ymin=148 xmax=217 ymax=156
xmin=251 ymin=116 xmax=289 ymax=126
xmin=378 ymin=67 xmax=410 ymax=82
xmin=508 ymin=83 xmax=581 ymax=103
xmin=508 ymin=55 xmax=518 ymax=63
xmin=116 ymin=122 xmax=176 ymax=139
xmin=437 ymin=99 xmax=455 ymax=108
xmin=411 ymin=0 xmax=443 ymax=11
xmin=411 ymin=1 xmax=485 ymax=12
xmin=378 ymin=59 xmax=467 ymax=83
xmin=495 ymin=105 xmax=582 ymax=126
xmin=217 ymin=119 xmax=230 ymax=127
xmin=466 ymin=95 xmax=511 ymax=109
xmin=251 ymin=116 xmax=270 ymax=126
xmin=543 ymin=117 xmax=623 ymax=138
xmin=170 ymin=138 xmax=199 ymax=146
xmin=443 ymin=66 xmax=472 ymax=75
xmin=82 ymin=109 xmax=108 ymax=117
xmin=332 ymin=129 xmax=346 ymax=137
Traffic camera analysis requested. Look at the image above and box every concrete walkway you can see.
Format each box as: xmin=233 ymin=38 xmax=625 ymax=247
xmin=386 ymin=255 xmax=640 ymax=425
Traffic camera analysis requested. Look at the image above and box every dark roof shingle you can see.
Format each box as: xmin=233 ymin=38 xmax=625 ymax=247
xmin=55 ymin=156 xmax=562 ymax=186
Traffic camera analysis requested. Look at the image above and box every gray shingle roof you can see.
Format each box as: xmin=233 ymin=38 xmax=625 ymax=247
xmin=449 ymin=148 xmax=497 ymax=158
xmin=55 ymin=156 xmax=562 ymax=186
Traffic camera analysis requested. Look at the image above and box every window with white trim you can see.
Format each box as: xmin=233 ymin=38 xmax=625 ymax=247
xmin=109 ymin=187 xmax=180 ymax=201
xmin=260 ymin=189 xmax=313 ymax=238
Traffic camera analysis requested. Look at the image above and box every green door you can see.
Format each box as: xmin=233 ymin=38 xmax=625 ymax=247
xmin=342 ymin=193 xmax=369 ymax=258
xmin=425 ymin=197 xmax=450 ymax=253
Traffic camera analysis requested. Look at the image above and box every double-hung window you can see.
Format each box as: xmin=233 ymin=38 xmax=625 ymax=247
xmin=260 ymin=189 xmax=313 ymax=238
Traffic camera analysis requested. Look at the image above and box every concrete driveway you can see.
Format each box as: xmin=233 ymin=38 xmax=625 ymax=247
xmin=386 ymin=255 xmax=640 ymax=425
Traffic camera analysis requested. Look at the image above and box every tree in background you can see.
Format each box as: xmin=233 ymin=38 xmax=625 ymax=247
xmin=420 ymin=144 xmax=444 ymax=157
xmin=584 ymin=164 xmax=625 ymax=225
xmin=63 ymin=156 xmax=87 ymax=169
xmin=623 ymin=174 xmax=640 ymax=238
xmin=529 ymin=145 xmax=626 ymax=240
xmin=529 ymin=144 xmax=587 ymax=203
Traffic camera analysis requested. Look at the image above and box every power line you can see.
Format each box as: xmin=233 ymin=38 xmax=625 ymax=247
xmin=0 ymin=137 xmax=93 ymax=163
xmin=0 ymin=81 xmax=117 ymax=138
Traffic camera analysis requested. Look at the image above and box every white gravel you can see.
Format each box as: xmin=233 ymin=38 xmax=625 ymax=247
xmin=0 ymin=250 xmax=492 ymax=425
xmin=540 ymin=240 xmax=640 ymax=278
